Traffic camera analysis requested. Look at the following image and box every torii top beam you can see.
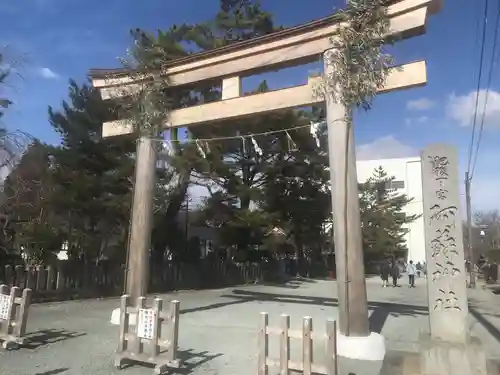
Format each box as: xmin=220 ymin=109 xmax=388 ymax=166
xmin=89 ymin=0 xmax=441 ymax=137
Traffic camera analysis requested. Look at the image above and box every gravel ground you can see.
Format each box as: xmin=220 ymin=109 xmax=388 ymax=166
xmin=0 ymin=276 xmax=499 ymax=375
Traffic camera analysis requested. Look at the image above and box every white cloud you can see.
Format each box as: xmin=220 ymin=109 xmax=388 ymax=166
xmin=407 ymin=98 xmax=435 ymax=111
xmin=405 ymin=116 xmax=428 ymax=127
xmin=356 ymin=136 xmax=418 ymax=161
xmin=36 ymin=67 xmax=59 ymax=79
xmin=446 ymin=89 xmax=500 ymax=127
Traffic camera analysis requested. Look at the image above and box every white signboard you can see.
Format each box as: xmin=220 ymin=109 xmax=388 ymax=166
xmin=137 ymin=308 xmax=157 ymax=340
xmin=0 ymin=294 xmax=11 ymax=321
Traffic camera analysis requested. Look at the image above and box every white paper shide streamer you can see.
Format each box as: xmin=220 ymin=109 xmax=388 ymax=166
xmin=310 ymin=122 xmax=321 ymax=147
xmin=250 ymin=136 xmax=263 ymax=156
xmin=156 ymin=120 xmax=325 ymax=159
xmin=162 ymin=140 xmax=174 ymax=156
xmin=286 ymin=131 xmax=297 ymax=151
xmin=196 ymin=140 xmax=206 ymax=159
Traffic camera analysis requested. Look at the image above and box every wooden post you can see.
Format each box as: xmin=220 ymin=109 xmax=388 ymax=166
xmin=14 ymin=266 xmax=24 ymax=288
xmin=258 ymin=312 xmax=269 ymax=375
xmin=4 ymin=265 xmax=13 ymax=286
xmin=167 ymin=300 xmax=180 ymax=361
xmin=36 ymin=266 xmax=46 ymax=291
xmin=56 ymin=269 xmax=64 ymax=290
xmin=46 ymin=265 xmax=55 ymax=290
xmin=323 ymin=49 xmax=369 ymax=337
xmin=150 ymin=297 xmax=162 ymax=357
xmin=117 ymin=295 xmax=129 ymax=353
xmin=303 ymin=316 xmax=313 ymax=375
xmin=280 ymin=314 xmax=290 ymax=375
xmin=26 ymin=268 xmax=35 ymax=290
xmin=134 ymin=296 xmax=147 ymax=355
xmin=125 ymin=136 xmax=157 ymax=304
xmin=15 ymin=288 xmax=32 ymax=337
xmin=326 ymin=320 xmax=337 ymax=375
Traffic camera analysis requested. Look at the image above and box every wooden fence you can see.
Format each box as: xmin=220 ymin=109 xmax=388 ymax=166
xmin=115 ymin=295 xmax=180 ymax=374
xmin=0 ymin=285 xmax=32 ymax=349
xmin=0 ymin=261 xmax=269 ymax=302
xmin=259 ymin=313 xmax=338 ymax=375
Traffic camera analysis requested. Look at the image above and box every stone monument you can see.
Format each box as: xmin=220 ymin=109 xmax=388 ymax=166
xmin=419 ymin=143 xmax=487 ymax=375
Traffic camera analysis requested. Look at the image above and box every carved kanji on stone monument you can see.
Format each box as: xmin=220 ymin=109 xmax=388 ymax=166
xmin=422 ymin=144 xmax=468 ymax=343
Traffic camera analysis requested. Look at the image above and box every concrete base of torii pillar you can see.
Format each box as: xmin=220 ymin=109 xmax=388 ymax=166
xmin=335 ymin=333 xmax=386 ymax=375
xmin=110 ymin=308 xmax=137 ymax=326
xmin=336 ymin=332 xmax=386 ymax=361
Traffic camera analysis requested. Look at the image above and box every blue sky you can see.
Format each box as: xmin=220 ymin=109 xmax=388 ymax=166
xmin=1 ymin=0 xmax=499 ymax=211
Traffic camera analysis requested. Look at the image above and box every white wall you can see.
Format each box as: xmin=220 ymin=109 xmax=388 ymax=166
xmin=356 ymin=157 xmax=426 ymax=264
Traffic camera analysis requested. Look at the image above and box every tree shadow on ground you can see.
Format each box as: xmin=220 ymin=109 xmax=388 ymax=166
xmin=215 ymin=289 xmax=429 ymax=333
xmin=260 ymin=277 xmax=318 ymax=290
xmin=22 ymin=329 xmax=86 ymax=350
xmin=469 ymin=303 xmax=500 ymax=344
xmin=179 ymin=289 xmax=430 ymax=333
xmin=34 ymin=369 xmax=69 ymax=375
xmin=180 ymin=299 xmax=257 ymax=315
xmin=176 ymin=349 xmax=223 ymax=374
xmin=121 ymin=349 xmax=222 ymax=374
xmin=179 ymin=287 xmax=500 ymax=346
xmin=368 ymin=303 xmax=427 ymax=333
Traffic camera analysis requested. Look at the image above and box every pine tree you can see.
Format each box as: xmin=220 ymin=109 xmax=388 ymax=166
xmin=122 ymin=1 xmax=331 ymax=258
xmin=47 ymin=80 xmax=136 ymax=262
xmin=258 ymin=114 xmax=331 ymax=264
xmin=2 ymin=141 xmax=59 ymax=264
xmin=128 ymin=1 xmax=284 ymax=253
xmin=0 ymin=54 xmax=12 ymax=121
xmin=358 ymin=166 xmax=419 ymax=262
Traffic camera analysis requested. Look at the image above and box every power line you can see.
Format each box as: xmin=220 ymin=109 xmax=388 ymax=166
xmin=471 ymin=0 xmax=500 ymax=178
xmin=467 ymin=0 xmax=490 ymax=179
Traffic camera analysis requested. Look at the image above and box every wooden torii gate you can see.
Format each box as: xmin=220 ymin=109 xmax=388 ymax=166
xmin=90 ymin=0 xmax=441 ymax=358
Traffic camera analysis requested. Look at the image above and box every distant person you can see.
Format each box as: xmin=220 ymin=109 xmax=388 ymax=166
xmin=416 ymin=262 xmax=422 ymax=277
xmin=380 ymin=260 xmax=390 ymax=288
xmin=390 ymin=261 xmax=400 ymax=287
xmin=492 ymin=261 xmax=498 ymax=283
xmin=481 ymin=261 xmax=491 ymax=283
xmin=407 ymin=260 xmax=416 ymax=288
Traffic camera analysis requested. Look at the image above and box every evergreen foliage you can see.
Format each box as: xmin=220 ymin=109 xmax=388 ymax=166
xmin=358 ymin=166 xmax=419 ymax=261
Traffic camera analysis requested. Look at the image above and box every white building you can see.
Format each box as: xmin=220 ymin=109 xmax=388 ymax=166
xmin=356 ymin=157 xmax=425 ymax=264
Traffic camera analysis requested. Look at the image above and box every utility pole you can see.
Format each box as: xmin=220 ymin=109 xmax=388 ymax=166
xmin=126 ymin=136 xmax=157 ymax=303
xmin=465 ymin=171 xmax=475 ymax=288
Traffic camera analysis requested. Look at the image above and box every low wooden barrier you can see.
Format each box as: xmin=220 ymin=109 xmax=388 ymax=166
xmin=115 ymin=295 xmax=181 ymax=374
xmin=258 ymin=313 xmax=338 ymax=375
xmin=0 ymin=284 xmax=32 ymax=349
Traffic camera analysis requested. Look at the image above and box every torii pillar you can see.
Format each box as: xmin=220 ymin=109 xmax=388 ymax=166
xmin=323 ymin=50 xmax=383 ymax=361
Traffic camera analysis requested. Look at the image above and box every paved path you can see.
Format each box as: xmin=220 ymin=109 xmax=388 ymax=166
xmin=0 ymin=276 xmax=499 ymax=375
